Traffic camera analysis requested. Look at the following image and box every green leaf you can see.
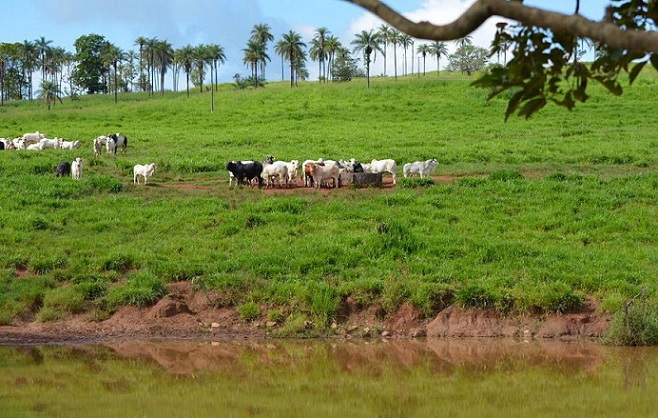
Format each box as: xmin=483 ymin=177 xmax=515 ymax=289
xmin=629 ymin=61 xmax=647 ymax=84
xmin=504 ymin=91 xmax=525 ymax=121
xmin=518 ymin=97 xmax=547 ymax=119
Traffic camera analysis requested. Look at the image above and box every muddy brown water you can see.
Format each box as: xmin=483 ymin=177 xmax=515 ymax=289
xmin=2 ymin=338 xmax=657 ymax=417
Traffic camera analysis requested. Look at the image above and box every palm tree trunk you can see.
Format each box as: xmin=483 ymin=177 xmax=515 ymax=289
xmin=186 ymin=71 xmax=190 ymax=98
xmin=393 ymin=45 xmax=398 ymax=80
xmin=114 ymin=62 xmax=118 ymax=103
xmin=210 ymin=64 xmax=214 ymax=112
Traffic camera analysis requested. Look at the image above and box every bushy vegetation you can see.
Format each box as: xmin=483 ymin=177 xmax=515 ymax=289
xmin=2 ymin=70 xmax=658 ymax=342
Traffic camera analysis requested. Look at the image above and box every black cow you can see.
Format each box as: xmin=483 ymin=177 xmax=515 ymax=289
xmin=226 ymin=161 xmax=264 ymax=188
xmin=55 ymin=161 xmax=71 ymax=177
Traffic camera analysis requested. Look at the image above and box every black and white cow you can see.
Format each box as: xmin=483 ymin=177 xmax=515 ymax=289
xmin=226 ymin=161 xmax=264 ymax=188
xmin=108 ymin=133 xmax=128 ymax=154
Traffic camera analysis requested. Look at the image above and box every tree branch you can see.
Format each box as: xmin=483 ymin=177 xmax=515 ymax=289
xmin=343 ymin=0 xmax=658 ymax=52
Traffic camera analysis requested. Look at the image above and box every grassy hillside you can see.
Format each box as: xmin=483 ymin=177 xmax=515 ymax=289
xmin=2 ymin=70 xmax=658 ymax=340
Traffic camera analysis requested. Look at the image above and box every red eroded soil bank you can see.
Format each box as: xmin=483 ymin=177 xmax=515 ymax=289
xmin=0 ymin=281 xmax=610 ymax=345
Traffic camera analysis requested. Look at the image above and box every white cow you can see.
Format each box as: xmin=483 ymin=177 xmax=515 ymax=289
xmin=133 ymin=163 xmax=157 ymax=184
xmin=93 ymin=137 xmax=105 ymax=157
xmin=308 ymin=161 xmax=344 ymax=189
xmin=367 ymin=159 xmax=397 ymax=185
xmin=39 ymin=138 xmax=62 ymax=149
xmin=13 ymin=138 xmax=26 ymax=150
xmin=22 ymin=131 xmax=45 ymax=144
xmin=71 ymin=158 xmax=82 ymax=180
xmin=403 ymin=159 xmax=439 ymax=178
xmin=26 ymin=142 xmax=44 ymax=151
xmin=261 ymin=160 xmax=289 ymax=188
xmin=106 ymin=137 xmax=116 ymax=154
xmin=61 ymin=140 xmax=81 ymax=150
xmin=285 ymin=160 xmax=300 ymax=186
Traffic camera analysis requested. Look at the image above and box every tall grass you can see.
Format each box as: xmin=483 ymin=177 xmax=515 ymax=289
xmin=2 ymin=70 xmax=658 ymax=339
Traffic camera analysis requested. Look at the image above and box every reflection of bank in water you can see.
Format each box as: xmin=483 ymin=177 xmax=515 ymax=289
xmin=2 ymin=340 xmax=657 ymax=417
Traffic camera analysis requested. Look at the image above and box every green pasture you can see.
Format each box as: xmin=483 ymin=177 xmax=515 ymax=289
xmin=1 ymin=70 xmax=658 ymax=341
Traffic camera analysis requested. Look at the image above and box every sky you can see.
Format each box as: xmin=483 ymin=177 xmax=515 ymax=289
xmin=1 ymin=0 xmax=611 ymax=86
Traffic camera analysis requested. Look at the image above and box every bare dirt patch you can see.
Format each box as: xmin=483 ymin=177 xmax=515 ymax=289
xmin=0 ymin=282 xmax=610 ymax=345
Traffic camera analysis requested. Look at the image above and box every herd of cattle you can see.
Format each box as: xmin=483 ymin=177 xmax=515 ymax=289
xmin=226 ymin=156 xmax=439 ymax=189
xmin=1 ymin=131 xmax=156 ymax=184
xmin=2 ymin=131 xmax=440 ymax=188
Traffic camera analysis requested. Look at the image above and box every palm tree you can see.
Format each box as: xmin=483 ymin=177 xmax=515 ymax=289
xmin=134 ymin=36 xmax=147 ymax=92
xmin=193 ymin=44 xmax=208 ymax=93
xmin=208 ymin=43 xmax=226 ymax=91
xmin=243 ymin=39 xmax=267 ymax=87
xmin=20 ymin=40 xmax=38 ymax=100
xmin=454 ymin=35 xmax=473 ymax=50
xmin=400 ymin=34 xmax=413 ymax=76
xmin=46 ymin=46 xmax=66 ymax=89
xmin=351 ymin=29 xmax=383 ymax=88
xmin=429 ymin=41 xmax=448 ymax=76
xmin=250 ymin=24 xmax=273 ymax=79
xmin=124 ymin=50 xmax=138 ymax=92
xmin=325 ymin=35 xmax=342 ymax=81
xmin=377 ymin=24 xmax=391 ymax=77
xmin=417 ymin=44 xmax=431 ymax=76
xmin=103 ymin=43 xmax=124 ymax=103
xmin=274 ymin=39 xmax=287 ymax=81
xmin=145 ymin=37 xmax=159 ymax=95
xmin=177 ymin=45 xmax=195 ymax=97
xmin=34 ymin=36 xmax=52 ymax=82
xmin=37 ymin=79 xmax=62 ymax=110
xmin=276 ymin=31 xmax=306 ymax=88
xmin=388 ymin=29 xmax=401 ymax=80
xmin=154 ymin=40 xmax=173 ymax=94
xmin=311 ymin=27 xmax=330 ymax=82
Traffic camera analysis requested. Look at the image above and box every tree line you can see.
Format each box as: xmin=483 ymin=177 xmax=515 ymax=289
xmin=0 ymin=22 xmax=496 ymax=106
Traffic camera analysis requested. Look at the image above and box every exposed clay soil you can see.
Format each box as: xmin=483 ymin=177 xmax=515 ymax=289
xmin=0 ymin=281 xmax=611 ymax=345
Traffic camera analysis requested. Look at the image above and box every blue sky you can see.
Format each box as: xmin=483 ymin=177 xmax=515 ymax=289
xmin=1 ymin=0 xmax=610 ymax=84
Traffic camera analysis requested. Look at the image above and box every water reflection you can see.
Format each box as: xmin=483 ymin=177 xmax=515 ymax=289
xmin=96 ymin=338 xmax=607 ymax=376
xmin=2 ymin=338 xmax=658 ymax=418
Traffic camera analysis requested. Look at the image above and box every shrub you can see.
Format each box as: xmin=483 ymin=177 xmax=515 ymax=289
xmin=90 ymin=175 xmax=124 ymax=193
xmin=489 ymin=169 xmax=524 ymax=181
xmin=37 ymin=286 xmax=86 ymax=322
xmin=382 ymin=276 xmax=409 ymax=314
xmin=75 ymin=278 xmax=109 ymax=300
xmin=267 ymin=309 xmax=285 ymax=323
xmin=604 ymin=295 xmax=658 ymax=346
xmin=371 ymin=220 xmax=420 ymax=258
xmin=409 ymin=283 xmax=453 ymax=318
xmin=107 ymin=271 xmax=166 ymax=307
xmin=455 ymin=284 xmax=497 ymax=309
xmin=305 ymin=282 xmax=340 ymax=326
xmin=538 ymin=282 xmax=584 ymax=313
xmin=101 ymin=252 xmax=138 ymax=272
xmin=29 ymin=256 xmax=68 ymax=275
xmin=238 ymin=301 xmax=261 ymax=321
